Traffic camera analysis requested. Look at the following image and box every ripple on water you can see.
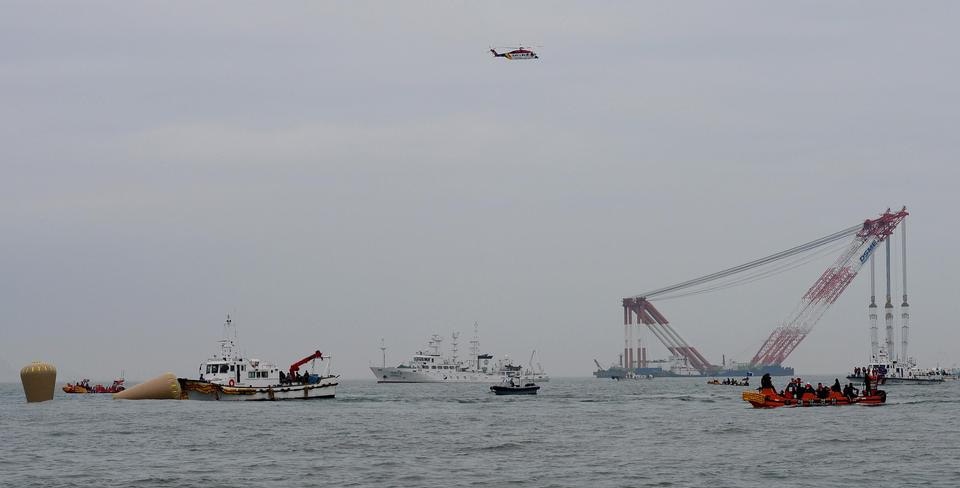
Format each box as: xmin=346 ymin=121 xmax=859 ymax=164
xmin=2 ymin=378 xmax=959 ymax=487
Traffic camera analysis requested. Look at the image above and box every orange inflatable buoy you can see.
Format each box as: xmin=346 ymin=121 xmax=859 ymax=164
xmin=113 ymin=373 xmax=181 ymax=400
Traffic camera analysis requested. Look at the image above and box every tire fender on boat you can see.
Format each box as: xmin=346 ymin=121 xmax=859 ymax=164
xmin=228 ymin=379 xmax=235 ymax=386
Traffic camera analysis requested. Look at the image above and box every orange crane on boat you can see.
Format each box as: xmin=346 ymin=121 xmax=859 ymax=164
xmin=289 ymin=350 xmax=323 ymax=378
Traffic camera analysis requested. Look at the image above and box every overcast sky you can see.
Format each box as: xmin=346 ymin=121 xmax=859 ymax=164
xmin=2 ymin=2 xmax=958 ymax=382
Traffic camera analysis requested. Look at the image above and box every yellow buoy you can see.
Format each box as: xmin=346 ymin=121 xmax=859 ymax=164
xmin=20 ymin=361 xmax=57 ymax=403
xmin=113 ymin=372 xmax=182 ymax=400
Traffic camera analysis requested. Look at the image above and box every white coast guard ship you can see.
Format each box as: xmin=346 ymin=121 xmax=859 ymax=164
xmin=846 ymin=349 xmax=945 ymax=385
xmin=179 ymin=315 xmax=339 ymax=400
xmin=370 ymin=327 xmax=549 ymax=384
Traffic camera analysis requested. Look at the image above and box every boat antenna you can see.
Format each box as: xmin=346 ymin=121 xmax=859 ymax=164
xmin=379 ymin=338 xmax=387 ymax=369
xmin=451 ymin=331 xmax=460 ymax=363
xmin=470 ymin=322 xmax=481 ymax=369
xmin=470 ymin=322 xmax=480 ymax=355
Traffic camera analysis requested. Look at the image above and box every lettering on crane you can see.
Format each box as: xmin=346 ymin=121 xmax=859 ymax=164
xmin=859 ymin=240 xmax=879 ymax=264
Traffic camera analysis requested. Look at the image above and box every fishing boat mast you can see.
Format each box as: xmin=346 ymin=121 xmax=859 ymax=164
xmin=379 ymin=338 xmax=387 ymax=369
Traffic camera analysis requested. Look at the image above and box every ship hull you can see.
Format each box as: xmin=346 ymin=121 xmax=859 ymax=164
xmin=371 ymin=367 xmax=506 ymax=383
xmin=743 ymin=388 xmax=886 ymax=408
xmin=371 ymin=367 xmax=550 ymax=384
xmin=845 ymin=374 xmax=943 ymax=385
xmin=179 ymin=379 xmax=337 ymax=400
xmin=490 ymin=385 xmax=540 ymax=395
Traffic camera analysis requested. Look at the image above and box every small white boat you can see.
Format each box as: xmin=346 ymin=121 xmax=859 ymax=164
xmin=179 ymin=315 xmax=339 ymax=401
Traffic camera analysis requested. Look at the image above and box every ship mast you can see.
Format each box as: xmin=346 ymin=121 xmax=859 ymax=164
xmin=451 ymin=331 xmax=460 ymax=363
xmin=220 ymin=314 xmax=239 ymax=361
xmin=470 ymin=322 xmax=480 ymax=369
xmin=900 ymin=218 xmax=910 ymax=366
xmin=884 ymin=234 xmax=895 ymax=362
xmin=379 ymin=338 xmax=387 ymax=369
xmin=869 ymin=253 xmax=879 ymax=360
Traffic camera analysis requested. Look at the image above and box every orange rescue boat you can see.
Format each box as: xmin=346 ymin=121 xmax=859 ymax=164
xmin=63 ymin=378 xmax=126 ymax=394
xmin=743 ymin=387 xmax=885 ymax=408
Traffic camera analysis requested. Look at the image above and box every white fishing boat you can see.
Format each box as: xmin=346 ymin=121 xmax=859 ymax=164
xmin=179 ymin=315 xmax=339 ymax=400
xmin=370 ymin=325 xmax=549 ymax=384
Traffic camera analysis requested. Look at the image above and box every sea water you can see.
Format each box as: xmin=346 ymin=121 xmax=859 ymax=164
xmin=1 ymin=376 xmax=958 ymax=487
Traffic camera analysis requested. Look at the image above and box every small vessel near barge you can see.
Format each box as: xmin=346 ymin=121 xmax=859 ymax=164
xmin=179 ymin=315 xmax=338 ymax=401
xmin=592 ymin=358 xmax=793 ymax=379
xmin=63 ymin=377 xmax=126 ymax=394
xmin=707 ymin=377 xmax=749 ymax=386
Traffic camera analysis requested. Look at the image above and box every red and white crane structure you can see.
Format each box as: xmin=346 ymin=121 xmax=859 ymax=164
xmin=622 ymin=207 xmax=908 ymax=373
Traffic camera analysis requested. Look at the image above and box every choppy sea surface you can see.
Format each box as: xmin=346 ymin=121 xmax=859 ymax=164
xmin=2 ymin=376 xmax=958 ymax=487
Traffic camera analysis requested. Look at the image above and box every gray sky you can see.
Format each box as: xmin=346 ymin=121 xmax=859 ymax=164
xmin=2 ymin=1 xmax=959 ymax=381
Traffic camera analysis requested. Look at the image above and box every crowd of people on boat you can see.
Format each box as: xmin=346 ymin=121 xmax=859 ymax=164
xmin=278 ymin=370 xmax=315 ymax=385
xmin=709 ymin=377 xmax=749 ymax=386
xmin=760 ymin=374 xmax=870 ymax=401
xmin=852 ymin=366 xmax=885 ymax=378
xmin=854 ymin=365 xmax=950 ymax=378
xmin=63 ymin=378 xmax=126 ymax=393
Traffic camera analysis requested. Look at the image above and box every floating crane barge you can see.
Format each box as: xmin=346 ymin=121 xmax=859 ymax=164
xmin=597 ymin=207 xmax=908 ymax=378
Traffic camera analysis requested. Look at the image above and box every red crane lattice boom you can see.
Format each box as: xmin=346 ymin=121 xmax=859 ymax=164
xmin=623 ymin=297 xmax=714 ymax=371
xmin=749 ymin=207 xmax=907 ymax=367
xmin=623 ymin=207 xmax=908 ymax=373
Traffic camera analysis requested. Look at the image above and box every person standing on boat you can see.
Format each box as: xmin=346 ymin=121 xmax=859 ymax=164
xmin=760 ymin=373 xmax=774 ymax=391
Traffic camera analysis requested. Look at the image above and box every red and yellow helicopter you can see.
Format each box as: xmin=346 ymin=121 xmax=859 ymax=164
xmin=489 ymin=46 xmax=539 ymax=60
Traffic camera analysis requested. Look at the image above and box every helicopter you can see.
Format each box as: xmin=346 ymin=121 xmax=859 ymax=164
xmin=489 ymin=46 xmax=539 ymax=60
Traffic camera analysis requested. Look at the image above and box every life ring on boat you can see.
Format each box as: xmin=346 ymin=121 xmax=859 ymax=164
xmin=228 ymin=379 xmax=235 ymax=386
